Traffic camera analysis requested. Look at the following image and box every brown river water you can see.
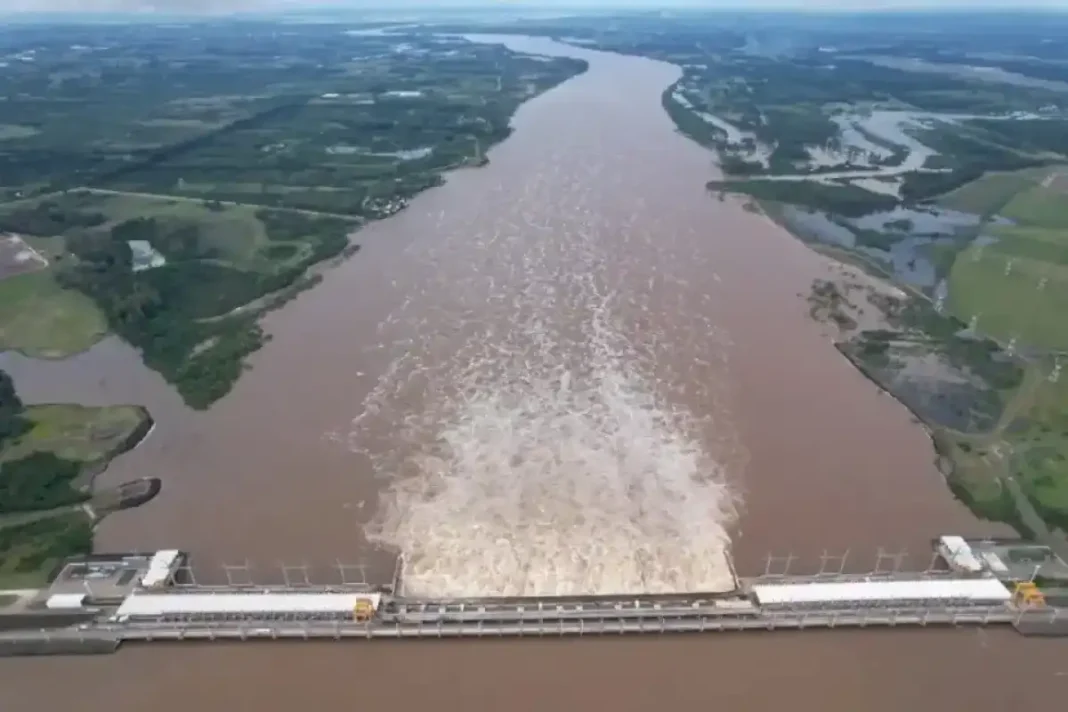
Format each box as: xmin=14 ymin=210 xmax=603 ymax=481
xmin=1 ymin=36 xmax=1064 ymax=710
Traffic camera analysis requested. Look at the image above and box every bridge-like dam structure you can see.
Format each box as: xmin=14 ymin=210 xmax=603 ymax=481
xmin=2 ymin=536 xmax=1066 ymax=656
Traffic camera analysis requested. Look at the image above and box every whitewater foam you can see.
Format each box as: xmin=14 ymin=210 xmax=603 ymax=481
xmin=352 ymin=283 xmax=738 ymax=597
xmin=346 ymin=132 xmax=739 ymax=598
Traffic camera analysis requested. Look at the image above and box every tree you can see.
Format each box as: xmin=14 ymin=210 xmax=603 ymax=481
xmin=0 ymin=368 xmax=28 ymax=447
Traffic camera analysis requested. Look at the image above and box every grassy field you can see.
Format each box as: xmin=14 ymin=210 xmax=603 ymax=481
xmin=938 ymin=170 xmax=1042 ymax=216
xmin=947 ymin=177 xmax=1068 ymax=351
xmin=948 ymin=237 xmax=1068 ymax=351
xmin=1010 ymin=364 xmax=1068 ymax=533
xmin=0 ymin=404 xmax=148 ymax=468
xmin=0 ymin=268 xmax=108 ymax=358
xmin=934 ymin=166 xmax=1068 ymax=537
xmin=0 ymin=25 xmax=587 ymax=409
xmin=0 ymin=190 xmax=357 ymax=408
xmin=1001 ymin=180 xmax=1068 ymax=229
xmin=78 ymin=191 xmax=317 ymax=274
xmin=0 ymin=402 xmax=148 ymax=587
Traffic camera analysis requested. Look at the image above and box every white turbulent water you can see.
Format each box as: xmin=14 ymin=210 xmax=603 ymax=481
xmin=347 ymin=144 xmax=739 ymax=598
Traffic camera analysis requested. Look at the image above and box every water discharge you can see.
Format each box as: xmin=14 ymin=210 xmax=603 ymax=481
xmin=345 ymin=99 xmax=739 ymax=596
xmin=360 ymin=296 xmax=738 ymax=597
xmin=2 ymin=34 xmax=1052 ymax=712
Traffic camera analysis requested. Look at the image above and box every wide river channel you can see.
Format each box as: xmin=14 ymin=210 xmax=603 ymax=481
xmin=3 ymin=36 xmax=1064 ymax=710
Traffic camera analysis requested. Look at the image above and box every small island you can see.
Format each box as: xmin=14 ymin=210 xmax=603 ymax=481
xmin=0 ymin=368 xmax=157 ymax=601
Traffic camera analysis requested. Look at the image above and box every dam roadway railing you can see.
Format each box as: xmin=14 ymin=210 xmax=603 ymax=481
xmin=3 ymin=606 xmax=1065 ymax=651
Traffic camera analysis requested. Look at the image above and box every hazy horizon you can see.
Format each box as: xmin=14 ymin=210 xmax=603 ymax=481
xmin=4 ymin=0 xmax=1068 ymax=17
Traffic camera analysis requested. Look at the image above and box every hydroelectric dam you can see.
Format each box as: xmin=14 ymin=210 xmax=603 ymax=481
xmin=2 ymin=536 xmax=1066 ymax=657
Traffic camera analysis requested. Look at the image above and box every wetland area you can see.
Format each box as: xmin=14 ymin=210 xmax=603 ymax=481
xmin=2 ymin=9 xmax=1068 ymax=712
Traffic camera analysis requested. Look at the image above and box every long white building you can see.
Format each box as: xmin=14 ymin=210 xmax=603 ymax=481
xmin=112 ymin=592 xmax=382 ymax=622
xmin=752 ymin=577 xmax=1011 ymax=608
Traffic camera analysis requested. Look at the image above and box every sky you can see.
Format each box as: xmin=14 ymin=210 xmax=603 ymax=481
xmin=3 ymin=0 xmax=1067 ymax=14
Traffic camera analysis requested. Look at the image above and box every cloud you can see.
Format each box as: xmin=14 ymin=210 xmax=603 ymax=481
xmin=2 ymin=0 xmax=284 ymax=13
xmin=5 ymin=0 xmax=1067 ymax=14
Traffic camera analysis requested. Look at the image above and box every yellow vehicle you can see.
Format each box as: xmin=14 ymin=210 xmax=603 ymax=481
xmin=1012 ymin=581 xmax=1046 ymax=608
xmin=353 ymin=598 xmax=376 ymax=622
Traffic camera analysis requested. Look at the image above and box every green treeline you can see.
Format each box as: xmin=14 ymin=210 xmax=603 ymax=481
xmin=0 ymin=27 xmax=589 ymax=411
xmin=0 ymin=513 xmax=93 ymax=575
xmin=661 ymin=84 xmax=727 ymax=149
xmin=53 ymin=211 xmax=352 ymax=409
xmin=0 ymin=199 xmax=107 ymax=237
xmin=706 ymin=179 xmax=898 ymax=217
xmin=0 ymin=370 xmax=89 ymax=515
xmin=969 ymin=119 xmax=1068 ymax=158
xmin=0 ymin=454 xmax=85 ymax=515
xmin=89 ymin=98 xmax=312 ymax=190
xmin=0 ymin=370 xmax=28 ymax=448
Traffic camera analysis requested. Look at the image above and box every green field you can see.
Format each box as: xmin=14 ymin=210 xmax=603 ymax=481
xmin=938 ymin=170 xmax=1042 ymax=216
xmin=0 ymin=404 xmax=148 ymax=468
xmin=0 ymin=269 xmax=107 ymax=358
xmin=0 ymin=25 xmax=588 ymax=409
xmin=0 ymin=191 xmax=357 ymax=408
xmin=78 ymin=191 xmax=318 ymax=274
xmin=0 ymin=388 xmax=147 ymax=587
xmin=935 ymin=167 xmax=1068 ymax=538
xmin=1012 ymin=369 xmax=1068 ymax=532
xmin=0 ymin=402 xmax=149 ymax=519
xmin=1001 ymin=181 xmax=1068 ymax=229
xmin=949 ymin=238 xmax=1068 ymax=351
xmin=947 ymin=178 xmax=1068 ymax=351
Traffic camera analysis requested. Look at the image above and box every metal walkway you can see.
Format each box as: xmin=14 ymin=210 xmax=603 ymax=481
xmin=115 ymin=607 xmax=1021 ymax=640
xmin=6 ymin=605 xmax=1058 ymax=646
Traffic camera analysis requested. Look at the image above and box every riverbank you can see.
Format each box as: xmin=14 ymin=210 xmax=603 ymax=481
xmin=657 ymin=62 xmax=1067 ymax=540
xmin=796 ymin=222 xmax=1067 ymax=548
xmin=0 ymin=32 xmax=589 ymax=411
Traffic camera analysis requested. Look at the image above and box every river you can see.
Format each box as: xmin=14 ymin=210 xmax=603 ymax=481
xmin=2 ymin=35 xmax=1064 ymax=710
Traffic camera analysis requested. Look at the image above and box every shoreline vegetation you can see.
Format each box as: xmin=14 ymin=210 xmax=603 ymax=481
xmin=665 ymin=70 xmax=1067 ymax=543
xmin=0 ymin=27 xmax=588 ymax=410
xmin=0 ymin=25 xmax=587 ymax=572
xmin=0 ymin=368 xmax=156 ymax=589
xmin=425 ymin=14 xmax=1068 ymax=544
xmin=686 ymin=103 xmax=1068 ymax=544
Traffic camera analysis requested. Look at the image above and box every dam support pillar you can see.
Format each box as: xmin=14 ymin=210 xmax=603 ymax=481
xmin=391 ymin=555 xmax=405 ymax=596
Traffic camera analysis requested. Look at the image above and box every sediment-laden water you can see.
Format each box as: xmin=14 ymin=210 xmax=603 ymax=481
xmin=2 ymin=35 xmax=1054 ymax=712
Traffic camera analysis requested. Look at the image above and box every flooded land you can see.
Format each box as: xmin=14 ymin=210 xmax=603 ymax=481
xmin=2 ymin=11 xmax=1068 ymax=712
